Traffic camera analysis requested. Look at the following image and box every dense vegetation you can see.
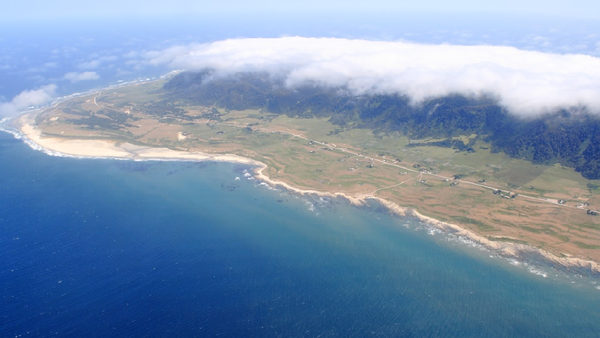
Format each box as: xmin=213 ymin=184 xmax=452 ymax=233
xmin=163 ymin=71 xmax=600 ymax=179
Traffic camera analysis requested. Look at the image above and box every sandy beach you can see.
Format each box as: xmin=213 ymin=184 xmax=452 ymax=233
xmin=18 ymin=113 xmax=262 ymax=166
xmin=14 ymin=112 xmax=600 ymax=276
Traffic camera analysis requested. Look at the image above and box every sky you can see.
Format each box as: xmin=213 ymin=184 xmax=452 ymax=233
xmin=2 ymin=0 xmax=600 ymax=21
xmin=1 ymin=1 xmax=600 ymax=117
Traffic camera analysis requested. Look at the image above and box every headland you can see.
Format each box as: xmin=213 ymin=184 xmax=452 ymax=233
xmin=7 ymin=77 xmax=600 ymax=277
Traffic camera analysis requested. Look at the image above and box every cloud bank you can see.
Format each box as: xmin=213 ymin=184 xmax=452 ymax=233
xmin=143 ymin=37 xmax=600 ymax=116
xmin=0 ymin=85 xmax=57 ymax=116
xmin=63 ymin=71 xmax=100 ymax=83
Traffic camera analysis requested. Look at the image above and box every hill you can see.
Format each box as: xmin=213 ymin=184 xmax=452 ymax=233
xmin=163 ymin=70 xmax=600 ymax=179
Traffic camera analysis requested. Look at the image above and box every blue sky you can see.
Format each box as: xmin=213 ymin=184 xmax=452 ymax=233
xmin=2 ymin=0 xmax=600 ymax=21
xmin=3 ymin=0 xmax=599 ymax=55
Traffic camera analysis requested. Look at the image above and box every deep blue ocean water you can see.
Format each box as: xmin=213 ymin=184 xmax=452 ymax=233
xmin=2 ymin=131 xmax=600 ymax=337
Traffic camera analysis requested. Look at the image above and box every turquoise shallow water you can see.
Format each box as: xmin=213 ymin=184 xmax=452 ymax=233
xmin=1 ymin=131 xmax=600 ymax=337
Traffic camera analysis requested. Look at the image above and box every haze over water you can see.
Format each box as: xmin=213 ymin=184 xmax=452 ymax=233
xmin=2 ymin=132 xmax=600 ymax=337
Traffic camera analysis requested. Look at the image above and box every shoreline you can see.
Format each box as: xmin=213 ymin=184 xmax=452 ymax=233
xmin=5 ymin=113 xmax=600 ymax=278
xmin=254 ymin=165 xmax=600 ymax=277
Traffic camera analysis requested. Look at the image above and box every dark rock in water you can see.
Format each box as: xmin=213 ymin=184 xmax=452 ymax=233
xmin=115 ymin=161 xmax=151 ymax=172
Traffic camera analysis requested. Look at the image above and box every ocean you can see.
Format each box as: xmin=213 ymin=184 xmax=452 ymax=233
xmin=2 ymin=131 xmax=600 ymax=337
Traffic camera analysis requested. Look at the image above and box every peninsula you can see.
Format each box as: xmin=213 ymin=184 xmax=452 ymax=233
xmin=17 ymin=74 xmax=600 ymax=274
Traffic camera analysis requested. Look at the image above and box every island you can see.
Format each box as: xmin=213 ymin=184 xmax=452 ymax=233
xmin=16 ymin=71 xmax=600 ymax=274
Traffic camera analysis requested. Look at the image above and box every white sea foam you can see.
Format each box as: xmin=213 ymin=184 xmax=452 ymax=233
xmin=0 ymin=117 xmax=22 ymax=138
xmin=243 ymin=171 xmax=255 ymax=181
xmin=427 ymin=228 xmax=441 ymax=236
xmin=528 ymin=267 xmax=548 ymax=278
xmin=508 ymin=259 xmax=522 ymax=267
xmin=258 ymin=182 xmax=277 ymax=191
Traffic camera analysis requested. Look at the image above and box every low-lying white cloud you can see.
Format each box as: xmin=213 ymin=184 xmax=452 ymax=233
xmin=77 ymin=56 xmax=118 ymax=70
xmin=63 ymin=71 xmax=100 ymax=83
xmin=0 ymin=85 xmax=57 ymax=116
xmin=143 ymin=37 xmax=600 ymax=116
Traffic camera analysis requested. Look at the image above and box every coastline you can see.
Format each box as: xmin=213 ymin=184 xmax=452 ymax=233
xmin=7 ymin=112 xmax=600 ymax=278
xmin=15 ymin=113 xmax=263 ymax=166
xmin=254 ymin=165 xmax=600 ymax=277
